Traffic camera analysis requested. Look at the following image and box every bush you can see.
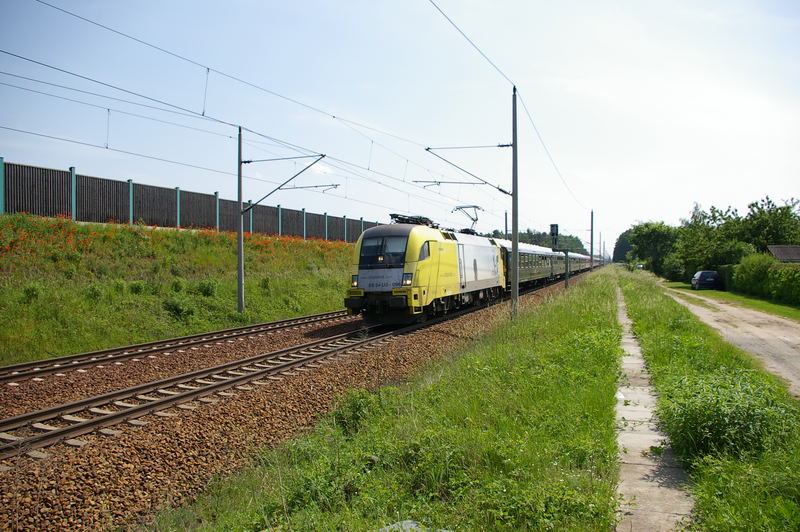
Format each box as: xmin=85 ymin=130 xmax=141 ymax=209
xmin=85 ymin=284 xmax=103 ymax=301
xmin=657 ymin=370 xmax=797 ymax=460
xmin=21 ymin=283 xmax=41 ymax=304
xmin=717 ymin=264 xmax=736 ymax=291
xmin=332 ymin=389 xmax=384 ymax=437
xmin=163 ymin=296 xmax=195 ymax=320
xmin=171 ymin=278 xmax=186 ymax=293
xmin=196 ymin=279 xmax=218 ymax=297
xmin=767 ymin=263 xmax=800 ymax=305
xmin=733 ymin=254 xmax=776 ymax=297
xmin=129 ymin=280 xmax=146 ymax=295
xmin=113 ymin=279 xmax=127 ymax=294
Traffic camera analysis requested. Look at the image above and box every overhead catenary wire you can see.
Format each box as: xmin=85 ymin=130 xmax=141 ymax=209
xmin=0 ymin=48 xmax=484 ymax=223
xmin=4 ymin=10 xmax=559 ymax=235
xmin=425 ymin=0 xmax=588 ymax=213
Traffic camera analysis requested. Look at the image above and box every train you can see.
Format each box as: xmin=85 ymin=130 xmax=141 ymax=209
xmin=344 ymin=215 xmax=596 ymax=322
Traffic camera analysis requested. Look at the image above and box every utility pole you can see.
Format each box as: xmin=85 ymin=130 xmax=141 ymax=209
xmin=237 ymin=126 xmax=245 ymax=313
xmin=511 ymin=86 xmax=519 ymax=318
xmin=590 ymin=210 xmax=594 ymax=269
xmin=599 ymin=232 xmax=603 ymax=266
xmin=504 ymin=210 xmax=508 ymax=240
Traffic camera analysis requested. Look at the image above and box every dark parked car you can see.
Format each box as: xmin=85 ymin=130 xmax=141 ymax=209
xmin=691 ymin=270 xmax=722 ymax=290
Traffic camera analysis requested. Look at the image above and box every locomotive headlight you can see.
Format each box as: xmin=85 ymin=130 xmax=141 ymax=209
xmin=351 ymin=275 xmax=358 ymax=288
xmin=402 ymin=273 xmax=413 ymax=286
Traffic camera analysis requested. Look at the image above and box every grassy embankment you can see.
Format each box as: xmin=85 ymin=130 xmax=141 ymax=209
xmin=0 ymin=213 xmax=351 ymax=366
xmin=155 ymin=271 xmax=622 ymax=530
xmin=664 ymin=280 xmax=800 ymax=323
xmin=620 ymin=270 xmax=800 ymax=530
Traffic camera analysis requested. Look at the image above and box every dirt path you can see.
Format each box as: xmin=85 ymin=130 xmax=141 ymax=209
xmin=616 ymin=288 xmax=693 ymax=531
xmin=666 ymin=289 xmax=800 ymax=398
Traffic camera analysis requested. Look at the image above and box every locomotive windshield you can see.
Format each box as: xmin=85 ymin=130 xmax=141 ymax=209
xmin=359 ymin=236 xmax=408 ymax=268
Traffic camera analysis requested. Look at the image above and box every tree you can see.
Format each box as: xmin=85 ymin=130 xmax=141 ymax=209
xmin=629 ymin=222 xmax=679 ymax=276
xmin=740 ymin=197 xmax=800 ymax=252
xmin=612 ymin=229 xmax=633 ymax=262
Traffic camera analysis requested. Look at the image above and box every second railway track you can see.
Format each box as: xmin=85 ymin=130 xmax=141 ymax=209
xmin=0 ymin=310 xmax=351 ymax=385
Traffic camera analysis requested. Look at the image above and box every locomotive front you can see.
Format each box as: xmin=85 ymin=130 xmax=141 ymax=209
xmin=344 ymin=223 xmax=440 ymax=322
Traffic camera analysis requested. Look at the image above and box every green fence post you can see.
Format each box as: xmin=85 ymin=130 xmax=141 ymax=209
xmin=248 ymin=200 xmax=253 ymax=233
xmin=324 ymin=212 xmax=328 ymax=240
xmin=127 ymin=179 xmax=133 ymax=224
xmin=278 ymin=204 xmax=282 ymax=235
xmin=175 ymin=187 xmax=181 ymax=228
xmin=70 ymin=166 xmax=76 ymax=220
xmin=0 ymin=157 xmax=5 ymax=215
xmin=344 ymin=215 xmax=347 ymax=242
xmin=302 ymin=208 xmax=306 ymax=240
xmin=214 ymin=191 xmax=219 ymax=231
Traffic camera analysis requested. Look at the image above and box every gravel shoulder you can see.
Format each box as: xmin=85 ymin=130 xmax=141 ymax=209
xmin=666 ymin=289 xmax=800 ymax=398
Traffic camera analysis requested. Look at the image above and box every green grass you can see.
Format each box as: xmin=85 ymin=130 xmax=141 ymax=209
xmin=0 ymin=213 xmax=352 ymax=365
xmin=620 ymin=270 xmax=800 ymax=530
xmin=153 ymin=271 xmax=623 ymax=531
xmin=664 ymin=281 xmax=800 ymax=323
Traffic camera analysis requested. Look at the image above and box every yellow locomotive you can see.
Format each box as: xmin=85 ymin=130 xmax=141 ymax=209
xmin=344 ymin=215 xmax=592 ymax=322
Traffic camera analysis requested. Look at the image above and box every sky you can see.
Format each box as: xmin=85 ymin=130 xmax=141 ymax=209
xmin=1 ymin=0 xmax=798 ymax=256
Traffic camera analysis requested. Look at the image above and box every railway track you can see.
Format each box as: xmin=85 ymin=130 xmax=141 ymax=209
xmin=0 ymin=322 xmax=415 ymax=462
xmin=0 ymin=274 xmax=590 ymax=464
xmin=0 ymin=310 xmax=351 ymax=385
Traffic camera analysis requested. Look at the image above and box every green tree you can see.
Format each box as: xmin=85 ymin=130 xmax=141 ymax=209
xmin=612 ymin=229 xmax=633 ymax=262
xmin=629 ymin=222 xmax=679 ymax=276
xmin=740 ymin=197 xmax=800 ymax=252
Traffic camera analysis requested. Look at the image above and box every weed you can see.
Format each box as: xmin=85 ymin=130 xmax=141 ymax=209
xmin=196 ymin=279 xmax=218 ymax=297
xmin=171 ymin=278 xmax=186 ymax=293
xmin=129 ymin=280 xmax=146 ymax=295
xmin=163 ymin=296 xmax=195 ymax=321
xmin=21 ymin=283 xmax=41 ymax=304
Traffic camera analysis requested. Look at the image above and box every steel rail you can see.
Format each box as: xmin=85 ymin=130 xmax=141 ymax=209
xmin=0 ymin=310 xmax=351 ymax=383
xmin=0 ymin=270 xmax=596 ymax=461
xmin=0 ymin=324 xmax=404 ymax=460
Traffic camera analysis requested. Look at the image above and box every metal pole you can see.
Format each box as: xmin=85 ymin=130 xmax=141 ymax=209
xmin=360 ymin=216 xmax=364 ymax=234
xmin=214 ymin=191 xmax=220 ymax=231
xmin=278 ymin=204 xmax=282 ymax=235
xmin=248 ymin=200 xmax=253 ymax=233
xmin=237 ymin=126 xmax=245 ymax=313
xmin=590 ymin=210 xmax=594 ymax=269
xmin=302 ymin=208 xmax=306 ymax=240
xmin=0 ymin=157 xmax=5 ymax=215
xmin=511 ymin=86 xmax=519 ymax=317
xmin=344 ymin=215 xmax=347 ymax=242
xmin=127 ymin=179 xmax=133 ymax=224
xmin=324 ymin=212 xmax=328 ymax=240
xmin=175 ymin=187 xmax=181 ymax=228
xmin=504 ymin=210 xmax=508 ymax=240
xmin=70 ymin=166 xmax=76 ymax=220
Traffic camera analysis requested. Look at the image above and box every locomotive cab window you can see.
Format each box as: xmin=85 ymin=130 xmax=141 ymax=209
xmin=418 ymin=241 xmax=430 ymax=261
xmin=359 ymin=236 xmax=408 ymax=268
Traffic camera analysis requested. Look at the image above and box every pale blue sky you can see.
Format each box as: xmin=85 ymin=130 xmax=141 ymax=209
xmin=1 ymin=0 xmax=798 ymax=252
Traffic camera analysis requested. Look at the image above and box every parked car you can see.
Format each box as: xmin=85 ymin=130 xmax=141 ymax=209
xmin=691 ymin=270 xmax=722 ymax=290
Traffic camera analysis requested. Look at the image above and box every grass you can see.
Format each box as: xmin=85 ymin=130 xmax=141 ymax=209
xmin=0 ymin=213 xmax=352 ymax=366
xmin=664 ymin=281 xmax=800 ymax=323
xmin=153 ymin=271 xmax=623 ymax=531
xmin=620 ymin=269 xmax=800 ymax=530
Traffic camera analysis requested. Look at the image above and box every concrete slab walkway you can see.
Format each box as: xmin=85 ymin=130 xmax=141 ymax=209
xmin=616 ymin=288 xmax=693 ymax=531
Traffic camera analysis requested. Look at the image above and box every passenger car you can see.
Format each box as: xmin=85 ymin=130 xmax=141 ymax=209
xmin=691 ymin=270 xmax=722 ymax=290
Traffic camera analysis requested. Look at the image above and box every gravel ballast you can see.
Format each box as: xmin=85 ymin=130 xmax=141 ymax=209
xmin=0 ymin=317 xmax=362 ymax=419
xmin=0 ymin=279 xmax=579 ymax=530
